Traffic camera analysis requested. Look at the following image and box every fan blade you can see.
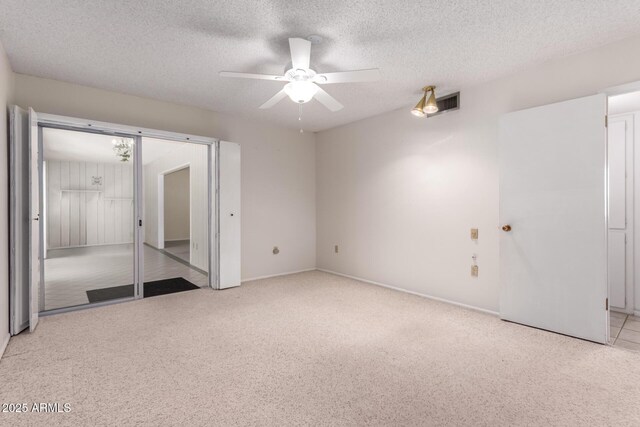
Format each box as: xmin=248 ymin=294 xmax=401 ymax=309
xmin=314 ymin=86 xmax=343 ymax=112
xmin=314 ymin=68 xmax=380 ymax=84
xmin=259 ymin=89 xmax=288 ymax=109
xmin=220 ymin=71 xmax=285 ymax=81
xmin=289 ymin=38 xmax=311 ymax=70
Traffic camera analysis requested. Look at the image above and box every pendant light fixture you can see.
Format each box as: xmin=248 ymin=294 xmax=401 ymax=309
xmin=112 ymin=138 xmax=133 ymax=162
xmin=411 ymin=85 xmax=439 ymax=117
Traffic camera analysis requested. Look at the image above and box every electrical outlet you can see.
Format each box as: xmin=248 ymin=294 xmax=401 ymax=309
xmin=334 ymin=245 xmax=339 ymax=254
xmin=471 ymin=265 xmax=478 ymax=277
xmin=470 ymin=228 xmax=478 ymax=240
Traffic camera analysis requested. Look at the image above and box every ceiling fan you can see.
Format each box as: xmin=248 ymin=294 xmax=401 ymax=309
xmin=220 ymin=38 xmax=380 ymax=112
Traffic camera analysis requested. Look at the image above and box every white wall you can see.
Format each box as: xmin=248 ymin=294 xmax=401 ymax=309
xmin=14 ymin=75 xmax=316 ymax=281
xmin=0 ymin=41 xmax=14 ymax=355
xmin=46 ymin=160 xmax=134 ymax=249
xmin=143 ymin=141 xmax=208 ymax=271
xmin=316 ymin=34 xmax=640 ymax=313
xmin=164 ymin=168 xmax=190 ymax=241
xmin=610 ymin=91 xmax=640 ymax=115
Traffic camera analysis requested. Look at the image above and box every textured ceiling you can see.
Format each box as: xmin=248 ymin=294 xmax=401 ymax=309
xmin=2 ymin=1 xmax=640 ymax=132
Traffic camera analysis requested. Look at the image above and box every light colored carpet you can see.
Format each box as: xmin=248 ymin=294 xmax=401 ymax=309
xmin=1 ymin=270 xmax=640 ymax=426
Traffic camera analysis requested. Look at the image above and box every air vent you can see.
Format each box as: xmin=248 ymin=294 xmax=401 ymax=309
xmin=427 ymin=92 xmax=460 ymax=117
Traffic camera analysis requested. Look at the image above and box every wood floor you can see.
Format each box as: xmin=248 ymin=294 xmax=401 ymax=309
xmin=44 ymin=243 xmax=208 ymax=311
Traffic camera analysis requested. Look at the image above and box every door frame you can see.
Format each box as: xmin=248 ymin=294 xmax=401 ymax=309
xmin=31 ymin=113 xmax=219 ymax=317
xmin=9 ymin=106 xmax=30 ymax=334
xmin=601 ymin=80 xmax=640 ymax=317
xmin=607 ymin=113 xmax=635 ymax=313
xmin=157 ymin=163 xmax=190 ymax=251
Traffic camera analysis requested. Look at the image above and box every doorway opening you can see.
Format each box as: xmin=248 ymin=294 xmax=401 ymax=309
xmin=37 ymin=131 xmax=213 ymax=313
xmin=41 ymin=128 xmax=136 ymax=311
xmin=163 ymin=167 xmax=190 ymax=263
xmin=9 ymin=109 xmax=241 ymax=334
xmin=607 ymin=86 xmax=640 ymax=349
xmin=141 ymin=137 xmax=209 ymax=289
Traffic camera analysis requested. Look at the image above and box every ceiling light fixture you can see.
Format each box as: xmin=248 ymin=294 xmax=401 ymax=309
xmin=411 ymin=92 xmax=427 ymax=117
xmin=112 ymin=138 xmax=133 ymax=162
xmin=220 ymin=37 xmax=381 ymax=113
xmin=411 ymin=85 xmax=439 ymax=117
xmin=284 ymin=80 xmax=319 ymax=104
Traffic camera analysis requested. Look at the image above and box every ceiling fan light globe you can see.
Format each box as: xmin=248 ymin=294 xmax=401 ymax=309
xmin=284 ymin=81 xmax=318 ymax=104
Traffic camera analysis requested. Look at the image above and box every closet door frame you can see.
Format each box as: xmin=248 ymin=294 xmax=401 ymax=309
xmin=33 ymin=113 xmax=218 ymax=316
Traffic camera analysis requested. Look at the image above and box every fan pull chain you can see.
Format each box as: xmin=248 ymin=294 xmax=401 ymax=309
xmin=298 ymin=104 xmax=304 ymax=133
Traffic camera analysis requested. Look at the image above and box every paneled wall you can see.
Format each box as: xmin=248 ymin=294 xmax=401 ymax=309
xmin=46 ymin=160 xmax=134 ymax=249
xmin=143 ymin=140 xmax=209 ymax=272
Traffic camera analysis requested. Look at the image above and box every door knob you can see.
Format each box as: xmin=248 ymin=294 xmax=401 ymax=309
xmin=502 ymin=224 xmax=511 ymax=232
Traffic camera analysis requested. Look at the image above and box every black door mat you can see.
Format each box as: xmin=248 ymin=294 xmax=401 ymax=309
xmin=86 ymin=277 xmax=200 ymax=304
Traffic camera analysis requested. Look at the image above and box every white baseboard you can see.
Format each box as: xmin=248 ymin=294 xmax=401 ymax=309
xmin=317 ymin=268 xmax=499 ymax=316
xmin=0 ymin=333 xmax=10 ymax=360
xmin=241 ymin=268 xmax=317 ymax=283
xmin=49 ymin=242 xmax=133 ymax=250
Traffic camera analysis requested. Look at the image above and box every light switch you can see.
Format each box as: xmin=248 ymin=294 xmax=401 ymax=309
xmin=470 ymin=228 xmax=478 ymax=240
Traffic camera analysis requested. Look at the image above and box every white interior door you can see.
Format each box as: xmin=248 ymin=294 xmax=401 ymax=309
xmin=218 ymin=141 xmax=241 ymax=289
xmin=499 ymin=94 xmax=608 ymax=344
xmin=9 ymin=106 xmax=30 ymax=335
xmin=28 ymin=108 xmax=40 ymax=331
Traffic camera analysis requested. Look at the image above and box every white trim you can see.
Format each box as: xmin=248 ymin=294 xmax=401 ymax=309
xmin=611 ymin=308 xmax=634 ymax=315
xmin=601 ymin=80 xmax=640 ymax=97
xmin=157 ymin=174 xmax=164 ymax=249
xmin=318 ymin=268 xmax=500 ymax=316
xmin=48 ymin=242 xmax=134 ymax=250
xmin=634 ymin=310 xmax=640 ymax=318
xmin=160 ymin=163 xmax=190 ymax=176
xmin=0 ymin=333 xmax=10 ymax=360
xmin=37 ymin=113 xmax=218 ymax=145
xmin=241 ymin=268 xmax=317 ymax=283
